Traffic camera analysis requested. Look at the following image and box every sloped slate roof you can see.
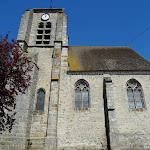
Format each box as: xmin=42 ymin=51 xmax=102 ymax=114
xmin=68 ymin=46 xmax=150 ymax=71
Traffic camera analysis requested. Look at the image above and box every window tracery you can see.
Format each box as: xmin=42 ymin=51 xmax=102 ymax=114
xmin=126 ymin=79 xmax=145 ymax=109
xmin=75 ymin=79 xmax=90 ymax=109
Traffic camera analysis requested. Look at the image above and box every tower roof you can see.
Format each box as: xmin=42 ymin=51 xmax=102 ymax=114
xmin=68 ymin=46 xmax=150 ymax=72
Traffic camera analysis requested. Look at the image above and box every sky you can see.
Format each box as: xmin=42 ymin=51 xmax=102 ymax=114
xmin=0 ymin=0 xmax=150 ymax=61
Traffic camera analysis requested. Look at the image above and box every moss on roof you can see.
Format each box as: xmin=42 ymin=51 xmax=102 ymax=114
xmin=68 ymin=46 xmax=150 ymax=71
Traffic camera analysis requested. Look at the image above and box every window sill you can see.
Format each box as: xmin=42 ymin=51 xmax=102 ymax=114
xmin=33 ymin=110 xmax=44 ymax=115
xmin=74 ymin=107 xmax=90 ymax=112
xmin=129 ymin=107 xmax=147 ymax=112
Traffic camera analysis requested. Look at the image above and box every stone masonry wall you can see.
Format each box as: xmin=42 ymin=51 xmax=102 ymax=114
xmin=111 ymin=75 xmax=150 ymax=150
xmin=57 ymin=74 xmax=107 ymax=150
xmin=103 ymin=75 xmax=120 ymax=150
xmin=45 ymin=42 xmax=62 ymax=150
xmin=57 ymin=48 xmax=107 ymax=150
xmin=57 ymin=72 xmax=150 ymax=150
xmin=24 ymin=9 xmax=67 ymax=150
xmin=0 ymin=62 xmax=38 ymax=150
xmin=17 ymin=10 xmax=33 ymax=43
xmin=27 ymin=47 xmax=53 ymax=150
xmin=28 ymin=11 xmax=57 ymax=46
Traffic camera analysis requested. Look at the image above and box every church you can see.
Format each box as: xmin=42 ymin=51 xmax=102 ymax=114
xmin=1 ymin=7 xmax=150 ymax=150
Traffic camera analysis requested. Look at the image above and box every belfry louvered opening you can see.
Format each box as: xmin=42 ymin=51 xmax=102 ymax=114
xmin=36 ymin=22 xmax=51 ymax=44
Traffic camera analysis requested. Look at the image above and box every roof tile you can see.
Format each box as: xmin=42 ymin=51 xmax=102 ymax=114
xmin=68 ymin=46 xmax=150 ymax=71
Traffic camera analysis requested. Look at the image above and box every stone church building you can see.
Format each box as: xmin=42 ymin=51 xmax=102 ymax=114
xmin=1 ymin=8 xmax=150 ymax=150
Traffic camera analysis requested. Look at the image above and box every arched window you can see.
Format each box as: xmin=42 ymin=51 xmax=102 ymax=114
xmin=36 ymin=88 xmax=45 ymax=110
xmin=75 ymin=79 xmax=90 ymax=109
xmin=126 ymin=79 xmax=145 ymax=109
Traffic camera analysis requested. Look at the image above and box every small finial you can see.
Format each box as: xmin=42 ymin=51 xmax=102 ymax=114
xmin=50 ymin=0 xmax=53 ymax=8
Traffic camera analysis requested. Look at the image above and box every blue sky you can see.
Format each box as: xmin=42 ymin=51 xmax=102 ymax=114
xmin=0 ymin=0 xmax=150 ymax=61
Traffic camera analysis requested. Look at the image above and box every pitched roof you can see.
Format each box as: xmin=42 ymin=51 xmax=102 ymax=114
xmin=68 ymin=46 xmax=150 ymax=71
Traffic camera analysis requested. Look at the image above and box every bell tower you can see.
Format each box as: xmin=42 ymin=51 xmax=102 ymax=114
xmin=17 ymin=8 xmax=68 ymax=48
xmin=16 ymin=8 xmax=68 ymax=150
